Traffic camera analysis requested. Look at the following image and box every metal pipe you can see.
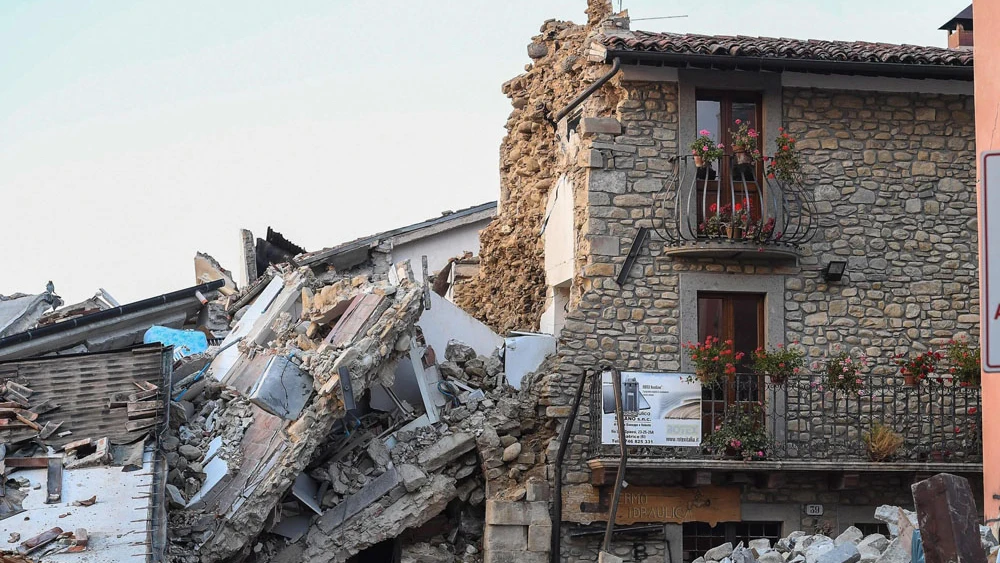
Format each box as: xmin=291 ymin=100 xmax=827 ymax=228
xmin=551 ymin=368 xmax=590 ymax=563
xmin=553 ymin=58 xmax=621 ymax=124
xmin=603 ymin=368 xmax=629 ymax=553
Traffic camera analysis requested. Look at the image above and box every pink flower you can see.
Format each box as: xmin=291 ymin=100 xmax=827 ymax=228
xmin=735 ymin=119 xmax=741 ymax=125
xmin=702 ymin=145 xmax=709 ymax=152
xmin=716 ymin=143 xmax=724 ymax=149
xmin=699 ymin=129 xmax=711 ymax=136
xmin=757 ymin=451 xmax=764 ymax=457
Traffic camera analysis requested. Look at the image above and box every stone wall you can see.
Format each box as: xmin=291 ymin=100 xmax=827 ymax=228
xmin=782 ymin=87 xmax=979 ymax=370
xmin=541 ymin=77 xmax=980 ymax=549
xmin=456 ymin=1 xmax=619 ymax=335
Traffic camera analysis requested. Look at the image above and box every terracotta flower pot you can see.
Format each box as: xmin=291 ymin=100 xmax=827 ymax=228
xmin=735 ymin=150 xmax=752 ymax=165
xmin=903 ymin=374 xmax=917 ymax=387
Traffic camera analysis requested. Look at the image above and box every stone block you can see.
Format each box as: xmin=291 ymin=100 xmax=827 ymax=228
xmin=760 ymin=552 xmax=785 ymax=563
xmin=525 ymin=479 xmax=550 ymax=502
xmin=484 ymin=524 xmax=527 ymax=551
xmin=590 ymin=235 xmax=620 ymax=256
xmin=417 ymin=432 xmax=475 ymax=472
xmin=599 ymin=552 xmax=625 ymax=563
xmin=398 ymin=464 xmax=428 ymax=493
xmin=486 ymin=551 xmax=549 ymax=563
xmin=835 ymin=528 xmax=864 ymax=546
xmin=487 ymin=500 xmax=531 ymax=525
xmin=912 ymin=473 xmax=987 ymax=563
xmin=817 ymin=543 xmax=861 ymax=563
xmin=580 ymin=117 xmax=622 ymax=136
xmin=912 ymin=161 xmax=937 ymax=176
xmin=874 ymin=539 xmax=908 ymax=563
xmin=805 ymin=538 xmax=836 ymax=563
xmin=706 ymin=542 xmax=734 ymax=561
xmin=527 ymin=521 xmax=551 ymax=551
xmin=857 ymin=534 xmax=889 ymax=559
xmin=580 ymin=148 xmax=604 ymax=168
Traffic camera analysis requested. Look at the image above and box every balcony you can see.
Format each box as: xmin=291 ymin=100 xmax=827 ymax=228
xmin=587 ymin=374 xmax=983 ymax=480
xmin=650 ymin=155 xmax=817 ymax=260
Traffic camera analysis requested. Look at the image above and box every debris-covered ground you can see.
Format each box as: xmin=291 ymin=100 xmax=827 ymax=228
xmin=687 ymin=504 xmax=999 ymax=563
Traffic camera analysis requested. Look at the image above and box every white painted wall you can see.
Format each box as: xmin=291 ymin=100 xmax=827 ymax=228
xmin=543 ymin=175 xmax=575 ymax=287
xmin=392 ymin=219 xmax=491 ymax=276
xmin=417 ymin=291 xmax=503 ymax=359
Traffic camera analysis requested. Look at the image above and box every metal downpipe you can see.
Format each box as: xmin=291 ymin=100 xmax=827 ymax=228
xmin=550 ymin=368 xmax=591 ymax=563
xmin=553 ymin=58 xmax=622 ymax=125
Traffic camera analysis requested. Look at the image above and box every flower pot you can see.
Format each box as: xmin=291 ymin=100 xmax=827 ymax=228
xmin=725 ymin=226 xmax=742 ymax=240
xmin=693 ymin=155 xmax=706 ymax=168
xmin=903 ymin=374 xmax=917 ymax=387
xmin=735 ymin=150 xmax=752 ymax=165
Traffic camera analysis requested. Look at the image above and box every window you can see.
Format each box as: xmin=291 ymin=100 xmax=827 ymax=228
xmin=695 ymin=91 xmax=765 ymax=232
xmin=698 ymin=293 xmax=765 ymax=435
xmin=683 ymin=521 xmax=783 ymax=563
xmin=854 ymin=523 xmax=890 ymax=537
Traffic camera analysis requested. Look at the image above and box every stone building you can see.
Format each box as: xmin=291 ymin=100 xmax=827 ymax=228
xmin=465 ymin=2 xmax=984 ymax=562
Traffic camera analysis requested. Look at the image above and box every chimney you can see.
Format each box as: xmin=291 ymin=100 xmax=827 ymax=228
xmin=940 ymin=4 xmax=973 ymax=50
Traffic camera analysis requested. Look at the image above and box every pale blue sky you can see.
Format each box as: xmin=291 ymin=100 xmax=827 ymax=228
xmin=0 ymin=0 xmax=968 ymax=304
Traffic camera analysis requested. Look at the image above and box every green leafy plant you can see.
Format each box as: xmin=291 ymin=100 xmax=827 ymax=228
xmin=705 ymin=402 xmax=773 ymax=461
xmin=946 ymin=337 xmax=981 ymax=386
xmin=752 ymin=342 xmax=804 ymax=384
xmin=863 ymin=422 xmax=904 ymax=462
xmin=765 ymin=127 xmax=800 ymax=182
xmin=684 ymin=335 xmax=744 ymax=385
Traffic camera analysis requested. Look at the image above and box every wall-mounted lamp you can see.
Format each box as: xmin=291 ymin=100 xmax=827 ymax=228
xmin=823 ymin=260 xmax=848 ymax=282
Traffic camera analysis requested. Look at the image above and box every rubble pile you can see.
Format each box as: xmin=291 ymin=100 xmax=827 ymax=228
xmin=691 ymin=505 xmax=999 ymax=563
xmin=456 ymin=0 xmax=620 ymax=334
xmin=153 ymin=261 xmax=557 ymax=563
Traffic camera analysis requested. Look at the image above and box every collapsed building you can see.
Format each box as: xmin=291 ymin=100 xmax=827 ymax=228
xmin=0 ymin=202 xmax=564 ymax=563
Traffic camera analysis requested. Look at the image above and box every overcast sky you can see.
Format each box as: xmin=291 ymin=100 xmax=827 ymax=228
xmin=0 ymin=0 xmax=968 ymax=304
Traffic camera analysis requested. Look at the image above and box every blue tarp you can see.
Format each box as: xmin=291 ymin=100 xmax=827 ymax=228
xmin=143 ymin=326 xmax=208 ymax=359
xmin=912 ymin=529 xmax=925 ymax=563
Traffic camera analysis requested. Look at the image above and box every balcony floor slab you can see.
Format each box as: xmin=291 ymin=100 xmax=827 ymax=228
xmin=588 ymin=457 xmax=983 ymax=475
xmin=661 ymin=241 xmax=800 ymax=260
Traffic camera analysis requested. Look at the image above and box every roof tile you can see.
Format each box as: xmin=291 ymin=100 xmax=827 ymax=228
xmin=600 ymin=31 xmax=973 ymax=67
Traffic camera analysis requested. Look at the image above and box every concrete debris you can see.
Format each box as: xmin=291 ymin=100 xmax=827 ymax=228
xmin=696 ymin=503 xmax=996 ymax=563
xmin=152 ymin=256 xmax=556 ymax=563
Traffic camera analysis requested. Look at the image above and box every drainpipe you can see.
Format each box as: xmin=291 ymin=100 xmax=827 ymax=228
xmin=603 ymin=367 xmax=628 ymax=554
xmin=552 ymin=57 xmax=622 ymax=125
xmin=550 ymin=368 xmax=590 ymax=563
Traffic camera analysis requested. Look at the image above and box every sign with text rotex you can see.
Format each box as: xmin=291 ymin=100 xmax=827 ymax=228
xmin=600 ymin=371 xmax=702 ymax=446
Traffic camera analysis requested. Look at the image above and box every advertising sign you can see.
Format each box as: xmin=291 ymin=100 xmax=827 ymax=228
xmin=600 ymin=371 xmax=702 ymax=446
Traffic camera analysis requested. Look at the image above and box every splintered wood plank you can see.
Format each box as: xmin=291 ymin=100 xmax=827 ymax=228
xmin=45 ymin=458 xmax=61 ymax=504
xmin=126 ymin=401 xmax=163 ymax=420
xmin=39 ymin=421 xmax=62 ymax=440
xmin=126 ymin=419 xmax=156 ymax=432
xmin=127 ymin=389 xmax=159 ymax=402
xmin=325 ymin=294 xmax=385 ymax=348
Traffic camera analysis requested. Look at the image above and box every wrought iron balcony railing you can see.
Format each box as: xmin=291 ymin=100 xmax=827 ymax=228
xmin=589 ymin=373 xmax=983 ymax=465
xmin=650 ymin=155 xmax=817 ymax=259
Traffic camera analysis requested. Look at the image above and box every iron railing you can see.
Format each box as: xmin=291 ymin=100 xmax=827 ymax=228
xmin=590 ymin=373 xmax=983 ymax=463
xmin=650 ymin=155 xmax=817 ymax=250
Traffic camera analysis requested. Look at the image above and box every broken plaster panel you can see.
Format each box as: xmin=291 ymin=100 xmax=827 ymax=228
xmin=0 ymin=449 xmax=157 ymax=562
xmin=210 ymin=276 xmax=284 ymax=383
xmin=417 ymin=292 xmax=502 ymax=360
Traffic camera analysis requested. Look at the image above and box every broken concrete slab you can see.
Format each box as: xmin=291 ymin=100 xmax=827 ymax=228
xmin=416 ymin=432 xmax=475 ymax=472
xmin=247 ymin=355 xmax=313 ymax=419
xmin=185 ymin=456 xmax=231 ymax=510
xmin=303 ymin=473 xmax=459 ymax=563
xmin=816 ymin=542 xmax=861 ymax=563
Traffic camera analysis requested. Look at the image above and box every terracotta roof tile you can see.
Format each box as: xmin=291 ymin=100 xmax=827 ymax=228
xmin=600 ymin=31 xmax=973 ymax=67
